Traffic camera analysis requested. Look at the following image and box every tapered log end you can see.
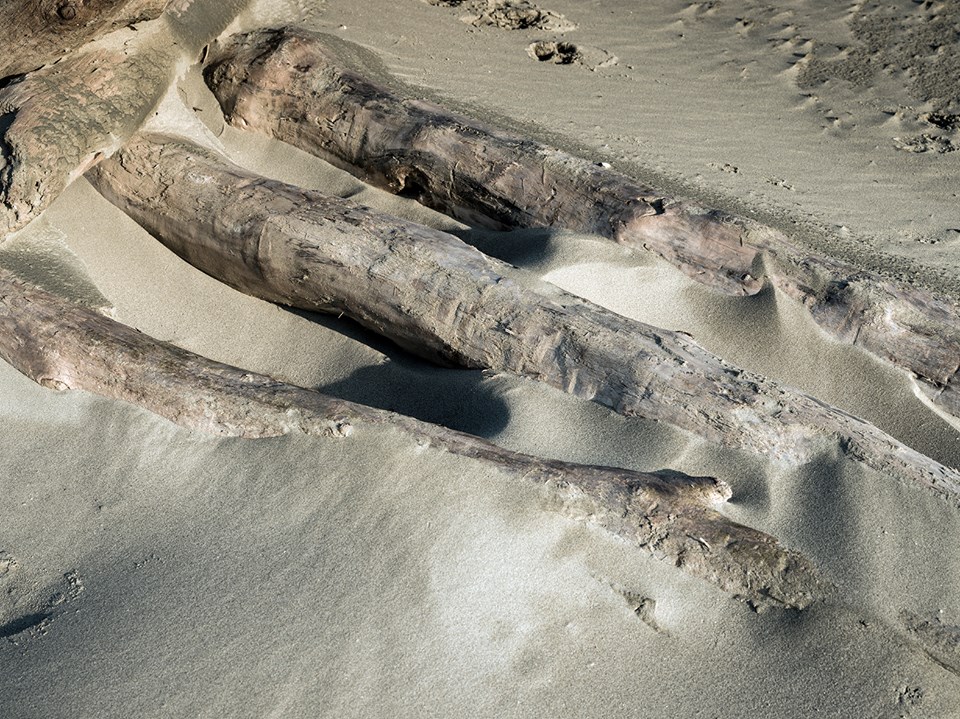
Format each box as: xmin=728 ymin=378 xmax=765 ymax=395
xmin=202 ymin=27 xmax=302 ymax=133
xmin=646 ymin=501 xmax=826 ymax=612
xmin=550 ymin=471 xmax=826 ymax=611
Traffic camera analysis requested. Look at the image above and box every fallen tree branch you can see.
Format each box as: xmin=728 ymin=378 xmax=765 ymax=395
xmin=0 ymin=266 xmax=824 ymax=611
xmin=87 ymin=133 xmax=960 ymax=503
xmin=202 ymin=27 xmax=960 ymax=423
xmin=0 ymin=0 xmax=171 ymax=79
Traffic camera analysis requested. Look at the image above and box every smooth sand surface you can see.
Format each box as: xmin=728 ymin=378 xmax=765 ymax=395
xmin=2 ymin=1 xmax=960 ymax=717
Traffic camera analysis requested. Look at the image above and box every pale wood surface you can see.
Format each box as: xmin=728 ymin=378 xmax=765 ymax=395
xmin=87 ymin=134 xmax=960 ymax=503
xmin=0 ymin=0 xmax=169 ymax=78
xmin=0 ymin=43 xmax=176 ymax=236
xmin=0 ymin=266 xmax=824 ymax=611
xmin=203 ymin=27 xmax=960 ymax=423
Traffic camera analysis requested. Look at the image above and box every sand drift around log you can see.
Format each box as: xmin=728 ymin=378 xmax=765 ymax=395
xmin=0 ymin=10 xmax=959 ymax=618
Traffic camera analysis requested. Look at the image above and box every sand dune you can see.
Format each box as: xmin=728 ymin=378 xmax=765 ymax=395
xmin=2 ymin=1 xmax=960 ymax=717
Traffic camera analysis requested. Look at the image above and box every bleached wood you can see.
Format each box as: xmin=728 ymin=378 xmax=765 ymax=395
xmin=87 ymin=134 xmax=960 ymax=504
xmin=0 ymin=43 xmax=176 ymax=236
xmin=202 ymin=27 xmax=960 ymax=423
xmin=0 ymin=267 xmax=824 ymax=611
xmin=0 ymin=0 xmax=170 ymax=79
xmin=203 ymin=28 xmax=761 ymax=297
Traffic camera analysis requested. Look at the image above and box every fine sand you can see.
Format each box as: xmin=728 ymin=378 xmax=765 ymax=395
xmin=2 ymin=1 xmax=960 ymax=717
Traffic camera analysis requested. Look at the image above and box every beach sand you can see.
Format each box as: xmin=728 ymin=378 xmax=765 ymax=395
xmin=2 ymin=1 xmax=960 ymax=716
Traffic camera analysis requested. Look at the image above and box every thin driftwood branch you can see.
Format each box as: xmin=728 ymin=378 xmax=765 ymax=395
xmin=87 ymin=134 xmax=960 ymax=503
xmin=0 ymin=0 xmax=171 ymax=79
xmin=0 ymin=266 xmax=824 ymax=611
xmin=202 ymin=27 xmax=960 ymax=424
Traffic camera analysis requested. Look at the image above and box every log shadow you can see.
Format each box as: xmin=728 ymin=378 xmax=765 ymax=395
xmin=289 ymin=309 xmax=511 ymax=439
xmin=449 ymin=226 xmax=558 ymax=269
xmin=0 ymin=612 xmax=49 ymax=638
xmin=774 ymin=445 xmax=865 ymax=593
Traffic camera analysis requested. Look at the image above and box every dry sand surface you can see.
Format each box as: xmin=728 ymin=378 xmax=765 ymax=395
xmin=2 ymin=0 xmax=960 ymax=717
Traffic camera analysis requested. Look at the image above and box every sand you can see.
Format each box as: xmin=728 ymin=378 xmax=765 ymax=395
xmin=2 ymin=0 xmax=960 ymax=716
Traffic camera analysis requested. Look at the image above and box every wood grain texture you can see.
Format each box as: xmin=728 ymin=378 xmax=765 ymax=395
xmin=87 ymin=134 xmax=960 ymax=503
xmin=203 ymin=27 xmax=960 ymax=425
xmin=0 ymin=0 xmax=170 ymax=79
xmin=0 ymin=266 xmax=824 ymax=611
xmin=762 ymin=245 xmax=960 ymax=424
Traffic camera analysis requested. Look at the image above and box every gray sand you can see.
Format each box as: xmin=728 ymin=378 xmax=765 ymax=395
xmin=2 ymin=1 xmax=960 ymax=717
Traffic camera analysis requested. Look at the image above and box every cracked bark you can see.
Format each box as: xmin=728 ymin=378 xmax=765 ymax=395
xmin=202 ymin=27 xmax=960 ymax=424
xmin=87 ymin=133 xmax=960 ymax=504
xmin=0 ymin=266 xmax=824 ymax=611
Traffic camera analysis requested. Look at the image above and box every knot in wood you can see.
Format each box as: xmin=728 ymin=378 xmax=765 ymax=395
xmin=56 ymin=1 xmax=79 ymax=21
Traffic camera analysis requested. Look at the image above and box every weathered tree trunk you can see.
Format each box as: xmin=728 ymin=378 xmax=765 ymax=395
xmin=87 ymin=134 xmax=960 ymax=503
xmin=0 ymin=0 xmax=171 ymax=79
xmin=0 ymin=266 xmax=824 ymax=611
xmin=203 ymin=28 xmax=761 ymax=297
xmin=763 ymin=247 xmax=960 ymax=424
xmin=202 ymin=27 xmax=960 ymax=424
xmin=0 ymin=39 xmax=178 ymax=236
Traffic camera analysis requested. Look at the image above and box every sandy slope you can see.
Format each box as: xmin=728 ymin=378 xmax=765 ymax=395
xmin=2 ymin=1 xmax=960 ymax=717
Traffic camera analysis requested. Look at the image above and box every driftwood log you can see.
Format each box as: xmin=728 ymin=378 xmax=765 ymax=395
xmin=0 ymin=266 xmax=824 ymax=611
xmin=0 ymin=30 xmax=177 ymax=236
xmin=203 ymin=29 xmax=760 ymax=297
xmin=202 ymin=27 xmax=960 ymax=423
xmin=87 ymin=133 xmax=960 ymax=503
xmin=0 ymin=0 xmax=828 ymax=616
xmin=764 ymin=249 xmax=960 ymax=424
xmin=0 ymin=0 xmax=170 ymax=79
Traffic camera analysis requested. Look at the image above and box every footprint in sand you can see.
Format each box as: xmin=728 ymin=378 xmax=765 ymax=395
xmin=0 ymin=552 xmax=17 ymax=579
xmin=0 ymin=566 xmax=85 ymax=644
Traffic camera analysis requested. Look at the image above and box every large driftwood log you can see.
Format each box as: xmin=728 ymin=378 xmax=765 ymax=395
xmin=764 ymin=249 xmax=960 ymax=424
xmin=203 ymin=29 xmax=760 ymax=297
xmin=0 ymin=0 xmax=170 ymax=79
xmin=87 ymin=134 xmax=960 ymax=503
xmin=0 ymin=42 xmax=177 ymax=236
xmin=203 ymin=28 xmax=960 ymax=423
xmin=0 ymin=266 xmax=824 ymax=611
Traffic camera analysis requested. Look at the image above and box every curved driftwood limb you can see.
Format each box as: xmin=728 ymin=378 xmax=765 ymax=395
xmin=0 ymin=0 xmax=171 ymax=79
xmin=0 ymin=267 xmax=824 ymax=611
xmin=203 ymin=27 xmax=960 ymax=424
xmin=202 ymin=28 xmax=761 ymax=297
xmin=0 ymin=40 xmax=177 ymax=236
xmin=87 ymin=134 xmax=960 ymax=503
